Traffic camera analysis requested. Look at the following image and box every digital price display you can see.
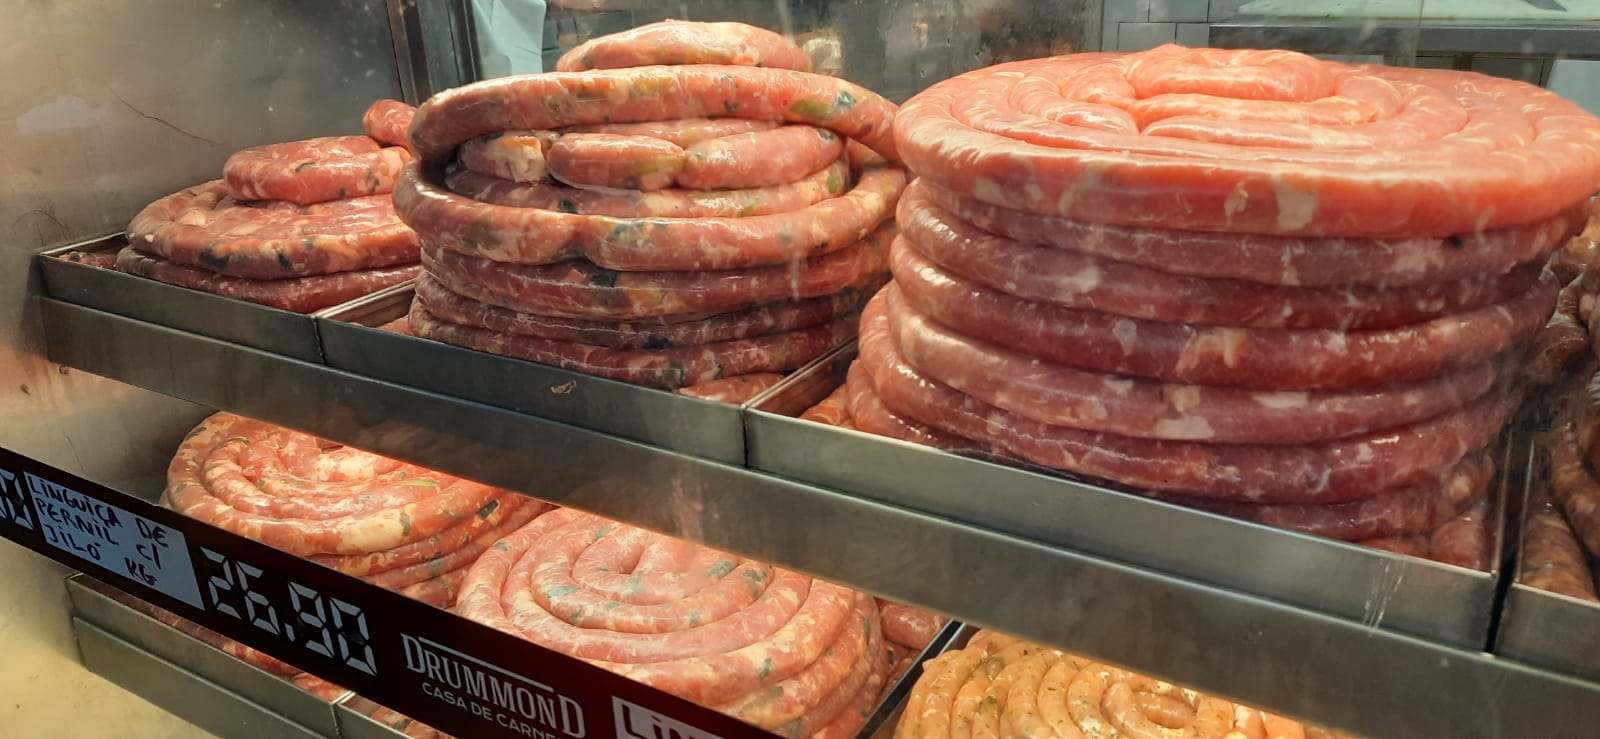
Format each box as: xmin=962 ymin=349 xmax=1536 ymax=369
xmin=0 ymin=445 xmax=770 ymax=739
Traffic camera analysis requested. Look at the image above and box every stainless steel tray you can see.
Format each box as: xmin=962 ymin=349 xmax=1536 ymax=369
xmin=314 ymin=283 xmax=748 ymax=464
xmin=37 ymin=234 xmax=325 ymax=362
xmin=747 ymin=346 xmax=1511 ymax=650
xmin=334 ymin=616 xmax=966 ymax=739
xmin=67 ymin=574 xmax=348 ymax=737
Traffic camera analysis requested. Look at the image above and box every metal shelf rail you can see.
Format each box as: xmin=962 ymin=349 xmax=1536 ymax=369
xmin=36 ymin=295 xmax=1600 ymax=738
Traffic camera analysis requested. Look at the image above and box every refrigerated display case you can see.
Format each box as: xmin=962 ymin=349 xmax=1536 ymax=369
xmin=7 ymin=2 xmax=1600 ymax=738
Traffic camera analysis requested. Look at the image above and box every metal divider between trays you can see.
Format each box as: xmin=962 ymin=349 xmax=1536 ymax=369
xmin=745 ymin=343 xmax=1514 ymax=652
xmin=1496 ymin=357 xmax=1600 ymax=682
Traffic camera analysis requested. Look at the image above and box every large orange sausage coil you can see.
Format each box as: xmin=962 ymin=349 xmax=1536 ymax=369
xmin=456 ymin=509 xmax=888 ymax=738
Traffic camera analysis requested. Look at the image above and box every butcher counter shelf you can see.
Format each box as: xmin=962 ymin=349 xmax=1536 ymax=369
xmin=33 ymin=295 xmax=1600 ymax=737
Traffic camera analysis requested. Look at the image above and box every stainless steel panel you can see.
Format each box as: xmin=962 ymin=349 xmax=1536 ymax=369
xmin=315 ymin=285 xmax=748 ymax=464
xmin=1500 ymin=583 xmax=1600 ymax=683
xmin=746 ymin=347 xmax=1504 ymax=651
xmin=74 ymin=619 xmax=327 ymax=739
xmin=38 ymin=237 xmax=326 ymax=363
xmin=2 ymin=2 xmax=400 ymax=733
xmin=67 ymin=575 xmax=347 ymax=738
xmin=39 ymin=299 xmax=1600 ymax=737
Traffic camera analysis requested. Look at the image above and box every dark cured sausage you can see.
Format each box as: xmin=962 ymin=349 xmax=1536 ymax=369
xmin=858 ymin=289 xmax=1522 ymax=503
xmin=364 ymin=99 xmax=417 ymax=150
xmin=414 ymin=272 xmax=868 ymax=349
xmin=894 ymin=47 xmax=1600 ymax=237
xmin=454 ymin=509 xmax=885 ymax=736
xmin=899 ymin=186 xmax=1545 ymax=329
xmin=1524 ymin=276 xmax=1590 ymax=385
xmin=419 ymin=222 xmax=890 ymax=320
xmin=1551 ymin=418 xmax=1600 ymax=557
xmin=555 ymin=20 xmax=812 ymax=73
xmin=886 ymin=286 xmax=1511 ymax=444
xmin=407 ymin=66 xmax=899 ymax=168
xmin=1522 ymin=488 xmax=1600 ymax=601
xmin=535 ymin=125 xmax=846 ymax=191
xmin=921 ymin=183 xmax=1579 ymax=290
xmin=396 ymin=150 xmax=905 ymax=270
xmin=445 ymin=153 xmax=849 ymax=218
xmin=891 ymin=241 xmax=1555 ymax=390
xmin=115 ymin=247 xmax=417 ymax=313
xmin=224 ymin=135 xmax=410 ymax=205
xmin=127 ymin=180 xmax=420 ymax=279
xmin=677 ymin=374 xmax=785 ymax=404
xmin=409 ymin=301 xmax=856 ymax=390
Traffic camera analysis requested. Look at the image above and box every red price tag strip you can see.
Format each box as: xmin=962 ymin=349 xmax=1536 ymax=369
xmin=0 ymin=446 xmax=774 ymax=739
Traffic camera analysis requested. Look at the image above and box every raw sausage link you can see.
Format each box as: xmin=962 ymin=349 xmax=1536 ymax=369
xmin=395 ymin=150 xmax=905 ymax=270
xmin=407 ymin=66 xmax=899 ymax=169
xmin=556 ymin=20 xmax=812 ymax=73
xmin=858 ymin=289 xmax=1523 ymax=503
xmin=877 ymin=601 xmax=944 ymax=651
xmin=224 ymin=135 xmax=410 ymax=205
xmin=800 ymin=385 xmax=856 ymax=429
xmin=369 ymin=708 xmax=448 ymax=739
xmin=925 ymin=183 xmax=1580 ymax=290
xmin=677 ymin=373 xmax=785 ymax=404
xmin=454 ymin=509 xmax=882 ymax=736
xmin=409 ymin=300 xmax=856 ymax=390
xmin=162 ymin=412 xmax=548 ymax=556
xmin=894 ymin=629 xmax=1339 ymax=739
xmin=844 ymin=362 xmax=1029 ymax=468
xmin=1524 ymin=277 xmax=1590 ymax=385
xmin=1550 ymin=418 xmax=1600 ymax=557
xmin=1158 ymin=452 xmax=1491 ymax=541
xmin=457 ymin=131 xmax=559 ymax=184
xmin=127 ymin=180 xmax=421 ymax=279
xmin=887 ymin=285 xmax=1512 ymax=444
xmin=1522 ymin=486 xmax=1600 ymax=601
xmin=454 ymin=120 xmax=784 ymax=187
xmin=115 ymin=246 xmax=417 ymax=313
xmin=892 ymin=239 xmax=1555 ymax=390
xmin=415 ymin=272 xmax=869 ymax=349
xmin=894 ymin=47 xmax=1600 ymax=236
xmin=676 ymin=125 xmax=845 ymax=190
xmin=532 ymin=125 xmax=846 ymax=191
xmin=899 ymin=185 xmax=1545 ymax=329
xmin=419 ymin=221 xmax=891 ymax=320
xmin=364 ymin=99 xmax=417 ymax=150
xmin=1429 ymin=497 xmax=1491 ymax=569
xmin=446 ymin=153 xmax=849 ymax=218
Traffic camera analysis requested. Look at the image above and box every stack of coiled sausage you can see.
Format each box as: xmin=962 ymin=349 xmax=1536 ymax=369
xmin=895 ymin=630 xmax=1351 ymax=739
xmin=121 ymin=100 xmax=423 ymax=312
xmin=456 ymin=507 xmax=889 ymax=738
xmin=832 ymin=45 xmax=1600 ymax=555
xmin=394 ymin=21 xmax=906 ymax=394
xmin=162 ymin=412 xmax=550 ymax=609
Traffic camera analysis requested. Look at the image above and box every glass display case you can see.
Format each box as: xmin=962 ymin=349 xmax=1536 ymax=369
xmin=5 ymin=2 xmax=1600 ymax=738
